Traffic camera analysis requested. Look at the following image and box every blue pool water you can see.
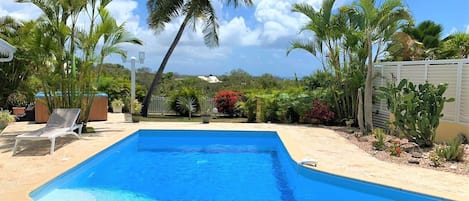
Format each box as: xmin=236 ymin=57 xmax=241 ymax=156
xmin=31 ymin=130 xmax=446 ymax=201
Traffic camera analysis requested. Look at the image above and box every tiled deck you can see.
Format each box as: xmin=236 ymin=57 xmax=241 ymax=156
xmin=0 ymin=113 xmax=467 ymax=201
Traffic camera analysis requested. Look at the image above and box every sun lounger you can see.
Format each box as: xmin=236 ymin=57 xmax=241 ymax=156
xmin=12 ymin=108 xmax=83 ymax=155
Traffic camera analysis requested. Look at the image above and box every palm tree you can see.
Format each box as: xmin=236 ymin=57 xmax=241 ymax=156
xmin=438 ymin=32 xmax=469 ymax=59
xmin=17 ymin=0 xmax=142 ymax=127
xmin=386 ymin=31 xmax=423 ymax=61
xmin=287 ymin=0 xmax=342 ymax=73
xmin=403 ymin=20 xmax=442 ymax=59
xmin=287 ymin=0 xmax=366 ymax=122
xmin=346 ymin=0 xmax=411 ymax=133
xmin=0 ymin=16 xmax=23 ymax=39
xmin=141 ymin=0 xmax=254 ymax=117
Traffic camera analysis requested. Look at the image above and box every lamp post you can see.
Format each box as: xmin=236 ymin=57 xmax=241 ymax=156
xmin=122 ymin=51 xmax=145 ymax=115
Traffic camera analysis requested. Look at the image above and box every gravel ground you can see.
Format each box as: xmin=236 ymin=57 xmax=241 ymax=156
xmin=329 ymin=126 xmax=469 ymax=176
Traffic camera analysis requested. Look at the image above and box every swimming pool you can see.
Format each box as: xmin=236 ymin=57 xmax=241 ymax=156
xmin=31 ymin=130 xmax=446 ymax=201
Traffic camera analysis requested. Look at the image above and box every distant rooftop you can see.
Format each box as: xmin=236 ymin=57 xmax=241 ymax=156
xmin=0 ymin=38 xmax=16 ymax=62
xmin=198 ymin=75 xmax=222 ymax=83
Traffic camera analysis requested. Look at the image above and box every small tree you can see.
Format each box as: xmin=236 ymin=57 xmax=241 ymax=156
xmin=379 ymin=79 xmax=454 ymax=147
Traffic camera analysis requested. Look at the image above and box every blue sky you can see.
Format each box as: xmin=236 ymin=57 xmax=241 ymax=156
xmin=1 ymin=0 xmax=469 ymax=78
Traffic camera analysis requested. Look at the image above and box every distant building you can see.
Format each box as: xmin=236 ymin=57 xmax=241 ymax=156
xmin=0 ymin=38 xmax=16 ymax=62
xmin=197 ymin=75 xmax=222 ymax=83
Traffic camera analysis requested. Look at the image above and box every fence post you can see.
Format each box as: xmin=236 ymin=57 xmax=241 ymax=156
xmin=456 ymin=61 xmax=463 ymax=123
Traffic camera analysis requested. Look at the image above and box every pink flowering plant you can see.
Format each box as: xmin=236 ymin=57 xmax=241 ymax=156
xmin=304 ymin=99 xmax=335 ymax=123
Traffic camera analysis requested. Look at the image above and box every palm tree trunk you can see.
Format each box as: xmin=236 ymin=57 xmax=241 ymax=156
xmin=141 ymin=15 xmax=191 ymax=117
xmin=364 ymin=34 xmax=374 ymax=134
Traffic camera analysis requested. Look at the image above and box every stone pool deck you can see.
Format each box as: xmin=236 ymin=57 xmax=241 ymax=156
xmin=0 ymin=113 xmax=467 ymax=201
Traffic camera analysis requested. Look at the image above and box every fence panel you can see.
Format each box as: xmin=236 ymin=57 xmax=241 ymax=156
xmin=373 ymin=59 xmax=469 ymax=129
xmin=148 ymin=96 xmax=215 ymax=115
xmin=461 ymin=63 xmax=469 ymax=124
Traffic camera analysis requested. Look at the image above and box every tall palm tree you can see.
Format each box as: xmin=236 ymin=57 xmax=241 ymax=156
xmin=287 ymin=0 xmax=367 ymax=122
xmin=142 ymin=0 xmax=254 ymax=117
xmin=347 ymin=0 xmax=411 ymax=133
xmin=17 ymin=0 xmax=142 ymax=127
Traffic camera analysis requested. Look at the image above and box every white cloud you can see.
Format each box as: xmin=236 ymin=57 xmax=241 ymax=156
xmin=0 ymin=0 xmax=41 ymax=20
xmin=466 ymin=24 xmax=469 ymax=33
xmin=219 ymin=17 xmax=261 ymax=46
xmin=0 ymin=0 xmax=335 ymax=75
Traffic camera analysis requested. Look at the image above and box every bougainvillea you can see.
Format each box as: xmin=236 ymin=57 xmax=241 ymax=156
xmin=304 ymin=99 xmax=335 ymax=123
xmin=214 ymin=90 xmax=241 ymax=116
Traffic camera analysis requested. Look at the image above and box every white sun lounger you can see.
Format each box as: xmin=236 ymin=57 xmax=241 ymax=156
xmin=12 ymin=108 xmax=83 ymax=155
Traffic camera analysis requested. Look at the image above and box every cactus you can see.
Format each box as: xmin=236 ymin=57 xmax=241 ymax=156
xmin=379 ymin=79 xmax=454 ymax=147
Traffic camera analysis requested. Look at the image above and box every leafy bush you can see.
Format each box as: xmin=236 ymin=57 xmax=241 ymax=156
xmin=235 ymin=93 xmax=257 ymax=122
xmin=214 ymin=90 xmax=241 ymax=116
xmin=372 ymin=128 xmax=386 ymax=151
xmin=111 ymin=99 xmax=124 ymax=107
xmin=168 ymin=87 xmax=201 ymax=116
xmin=132 ymin=99 xmax=142 ymax=115
xmin=0 ymin=110 xmax=15 ymax=130
xmin=304 ymin=99 xmax=335 ymax=123
xmin=436 ymin=139 xmax=464 ymax=162
xmin=379 ymin=79 xmax=454 ymax=147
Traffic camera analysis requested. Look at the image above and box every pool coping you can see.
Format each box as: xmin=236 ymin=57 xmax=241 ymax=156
xmin=0 ymin=118 xmax=467 ymax=201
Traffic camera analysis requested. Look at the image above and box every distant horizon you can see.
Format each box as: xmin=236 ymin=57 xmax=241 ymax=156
xmin=1 ymin=0 xmax=468 ymax=77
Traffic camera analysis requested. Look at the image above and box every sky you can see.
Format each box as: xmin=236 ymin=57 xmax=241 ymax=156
xmin=1 ymin=0 xmax=469 ymax=78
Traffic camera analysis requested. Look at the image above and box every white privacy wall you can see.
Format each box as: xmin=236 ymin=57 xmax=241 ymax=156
xmin=373 ymin=59 xmax=469 ymax=128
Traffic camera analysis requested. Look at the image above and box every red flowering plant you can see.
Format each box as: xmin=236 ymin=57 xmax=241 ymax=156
xmin=389 ymin=140 xmax=402 ymax=157
xmin=214 ymin=90 xmax=242 ymax=116
xmin=304 ymin=99 xmax=335 ymax=124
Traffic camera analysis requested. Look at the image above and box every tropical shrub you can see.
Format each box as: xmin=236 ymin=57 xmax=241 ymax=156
xmin=436 ymin=139 xmax=464 ymax=162
xmin=304 ymin=99 xmax=335 ymax=124
xmin=379 ymin=79 xmax=454 ymax=147
xmin=214 ymin=90 xmax=241 ymax=116
xmin=0 ymin=110 xmax=15 ymax=130
xmin=235 ymin=93 xmax=257 ymax=122
xmin=168 ymin=87 xmax=201 ymax=116
xmin=131 ymin=99 xmax=142 ymax=115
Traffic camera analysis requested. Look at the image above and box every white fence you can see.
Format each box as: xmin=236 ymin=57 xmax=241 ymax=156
xmin=373 ymin=59 xmax=469 ymax=128
xmin=148 ymin=96 xmax=215 ymax=115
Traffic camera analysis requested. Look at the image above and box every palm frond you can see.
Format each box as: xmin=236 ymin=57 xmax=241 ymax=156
xmin=201 ymin=4 xmax=219 ymax=48
xmin=287 ymin=40 xmax=317 ymax=56
xmin=147 ymin=0 xmax=185 ymax=32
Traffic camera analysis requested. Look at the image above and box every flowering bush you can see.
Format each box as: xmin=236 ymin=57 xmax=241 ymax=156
xmin=304 ymin=99 xmax=335 ymax=123
xmin=389 ymin=141 xmax=402 ymax=157
xmin=214 ymin=90 xmax=241 ymax=116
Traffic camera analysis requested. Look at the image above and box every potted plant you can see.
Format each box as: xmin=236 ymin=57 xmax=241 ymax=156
xmin=131 ymin=99 xmax=142 ymax=123
xmin=199 ymin=96 xmax=212 ymax=124
xmin=6 ymin=92 xmax=28 ymax=115
xmin=111 ymin=99 xmax=124 ymax=113
xmin=0 ymin=110 xmax=15 ymax=130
